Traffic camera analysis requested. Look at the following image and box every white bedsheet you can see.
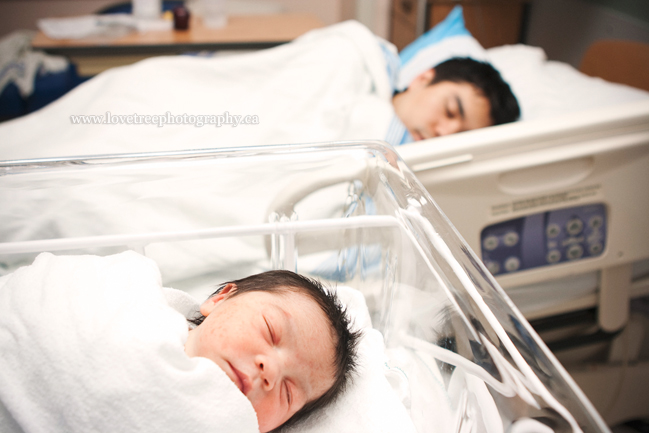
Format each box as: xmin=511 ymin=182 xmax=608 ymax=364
xmin=0 ymin=251 xmax=259 ymax=433
xmin=487 ymin=44 xmax=649 ymax=121
xmin=0 ymin=21 xmax=394 ymax=161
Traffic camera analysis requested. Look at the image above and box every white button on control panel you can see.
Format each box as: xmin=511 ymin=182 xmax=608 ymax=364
xmin=589 ymin=215 xmax=604 ymax=229
xmin=485 ymin=261 xmax=500 ymax=275
xmin=503 ymin=232 xmax=519 ymax=247
xmin=566 ymin=218 xmax=584 ymax=236
xmin=567 ymin=244 xmax=584 ymax=260
xmin=547 ymin=250 xmax=561 ymax=263
xmin=483 ymin=235 xmax=499 ymax=251
xmin=546 ymin=223 xmax=561 ymax=238
xmin=589 ymin=243 xmax=603 ymax=255
xmin=504 ymin=257 xmax=520 ymax=272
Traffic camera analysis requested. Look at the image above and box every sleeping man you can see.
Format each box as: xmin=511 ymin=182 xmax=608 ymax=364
xmin=0 ymin=22 xmax=520 ymax=160
xmin=389 ymin=57 xmax=520 ymax=144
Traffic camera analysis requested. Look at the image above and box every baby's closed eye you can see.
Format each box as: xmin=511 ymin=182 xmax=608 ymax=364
xmin=284 ymin=381 xmax=292 ymax=405
xmin=264 ymin=316 xmax=275 ymax=344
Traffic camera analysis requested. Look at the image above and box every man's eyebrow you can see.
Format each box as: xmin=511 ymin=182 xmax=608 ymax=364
xmin=455 ymin=95 xmax=465 ymax=119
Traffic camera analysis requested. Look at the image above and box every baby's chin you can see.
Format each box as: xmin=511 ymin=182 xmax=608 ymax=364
xmin=227 ymin=377 xmax=279 ymax=432
xmin=255 ymin=413 xmax=279 ymax=433
xmin=250 ymin=399 xmax=286 ymax=433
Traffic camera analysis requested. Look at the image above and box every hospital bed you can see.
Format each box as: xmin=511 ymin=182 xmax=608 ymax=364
xmin=397 ymin=99 xmax=649 ymax=426
xmin=396 ymin=33 xmax=649 ymax=427
xmin=399 ymin=99 xmax=649 ymax=320
xmin=0 ymin=142 xmax=609 ymax=433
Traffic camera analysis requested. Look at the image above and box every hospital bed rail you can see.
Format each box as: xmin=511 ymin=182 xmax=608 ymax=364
xmin=398 ymin=99 xmax=649 ymax=425
xmin=398 ymin=99 xmax=649 ymax=326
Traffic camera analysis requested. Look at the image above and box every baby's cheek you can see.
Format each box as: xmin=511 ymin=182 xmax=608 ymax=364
xmin=197 ymin=324 xmax=229 ymax=355
xmin=251 ymin=393 xmax=285 ymax=433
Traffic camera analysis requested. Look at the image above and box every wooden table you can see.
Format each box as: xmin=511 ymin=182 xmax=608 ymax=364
xmin=31 ymin=13 xmax=325 ymax=76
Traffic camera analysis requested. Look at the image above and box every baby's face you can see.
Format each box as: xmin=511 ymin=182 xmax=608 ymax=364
xmin=185 ymin=286 xmax=336 ymax=432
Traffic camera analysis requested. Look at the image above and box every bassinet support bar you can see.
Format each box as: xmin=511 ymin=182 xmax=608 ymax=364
xmin=0 ymin=215 xmax=400 ymax=255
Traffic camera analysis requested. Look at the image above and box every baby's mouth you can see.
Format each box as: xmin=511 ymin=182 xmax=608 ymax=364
xmin=228 ymin=362 xmax=249 ymax=395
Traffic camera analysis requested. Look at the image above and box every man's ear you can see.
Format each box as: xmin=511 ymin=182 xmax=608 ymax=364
xmin=200 ymin=283 xmax=236 ymax=316
xmin=409 ymin=68 xmax=436 ymax=89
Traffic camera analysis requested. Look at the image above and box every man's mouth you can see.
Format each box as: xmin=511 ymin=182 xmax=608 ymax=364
xmin=411 ymin=130 xmax=425 ymax=141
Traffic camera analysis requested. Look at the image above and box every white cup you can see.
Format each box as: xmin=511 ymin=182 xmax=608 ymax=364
xmin=132 ymin=0 xmax=162 ymax=19
xmin=200 ymin=0 xmax=227 ymax=28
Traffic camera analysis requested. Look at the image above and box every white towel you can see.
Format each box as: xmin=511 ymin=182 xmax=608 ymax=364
xmin=0 ymin=31 xmax=68 ymax=97
xmin=0 ymin=251 xmax=259 ymax=433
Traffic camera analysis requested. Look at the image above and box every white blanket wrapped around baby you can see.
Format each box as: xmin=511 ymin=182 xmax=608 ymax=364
xmin=0 ymin=251 xmax=259 ymax=433
xmin=0 ymin=251 xmax=419 ymax=433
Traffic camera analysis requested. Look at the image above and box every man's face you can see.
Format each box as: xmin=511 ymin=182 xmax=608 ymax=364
xmin=184 ymin=285 xmax=336 ymax=433
xmin=393 ymin=69 xmax=493 ymax=140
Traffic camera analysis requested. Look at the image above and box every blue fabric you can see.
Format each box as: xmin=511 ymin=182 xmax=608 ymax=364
xmin=97 ymin=1 xmax=184 ymax=14
xmin=27 ymin=64 xmax=87 ymax=113
xmin=399 ymin=5 xmax=470 ymax=65
xmin=377 ymin=37 xmax=400 ymax=91
xmin=384 ymin=115 xmax=413 ymax=146
xmin=0 ymin=63 xmax=87 ymax=121
xmin=400 ymin=129 xmax=413 ymax=145
xmin=0 ymin=83 xmax=26 ymax=120
xmin=378 ymin=37 xmax=415 ymax=145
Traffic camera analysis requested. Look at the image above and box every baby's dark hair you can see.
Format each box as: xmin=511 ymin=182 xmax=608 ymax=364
xmin=189 ymin=270 xmax=362 ymax=429
xmin=431 ymin=57 xmax=520 ymax=125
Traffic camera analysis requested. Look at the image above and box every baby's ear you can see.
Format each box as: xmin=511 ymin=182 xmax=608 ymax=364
xmin=200 ymin=283 xmax=236 ymax=316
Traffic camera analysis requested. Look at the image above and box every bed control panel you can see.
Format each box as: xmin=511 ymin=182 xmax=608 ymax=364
xmin=480 ymin=203 xmax=607 ymax=276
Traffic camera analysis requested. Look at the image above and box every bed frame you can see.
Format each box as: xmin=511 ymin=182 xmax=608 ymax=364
xmin=398 ymin=99 xmax=649 ymax=426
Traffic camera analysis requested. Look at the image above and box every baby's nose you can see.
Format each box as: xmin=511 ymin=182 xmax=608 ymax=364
xmin=256 ymin=355 xmax=279 ymax=391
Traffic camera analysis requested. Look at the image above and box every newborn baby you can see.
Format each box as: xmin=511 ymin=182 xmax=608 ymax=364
xmin=0 ymin=253 xmax=361 ymax=433
xmin=184 ymin=270 xmax=362 ymax=432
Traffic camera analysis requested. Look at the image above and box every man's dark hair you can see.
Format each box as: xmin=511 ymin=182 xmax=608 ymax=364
xmin=431 ymin=57 xmax=520 ymax=125
xmin=189 ymin=270 xmax=361 ymax=430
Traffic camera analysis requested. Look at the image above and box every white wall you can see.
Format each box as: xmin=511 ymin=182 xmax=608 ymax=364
xmin=0 ymin=0 xmax=117 ymax=37
xmin=355 ymin=0 xmax=391 ymax=39
xmin=268 ymin=0 xmax=343 ymax=26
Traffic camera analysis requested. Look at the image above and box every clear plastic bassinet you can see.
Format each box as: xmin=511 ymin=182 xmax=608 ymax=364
xmin=0 ymin=141 xmax=608 ymax=433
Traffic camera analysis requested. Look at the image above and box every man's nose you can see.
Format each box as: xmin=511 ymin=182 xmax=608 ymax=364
xmin=436 ymin=119 xmax=462 ymax=136
xmin=256 ymin=354 xmax=279 ymax=391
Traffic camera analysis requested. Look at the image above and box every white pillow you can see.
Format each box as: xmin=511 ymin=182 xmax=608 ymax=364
xmin=487 ymin=44 xmax=649 ymax=120
xmin=281 ymin=285 xmax=417 ymax=433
